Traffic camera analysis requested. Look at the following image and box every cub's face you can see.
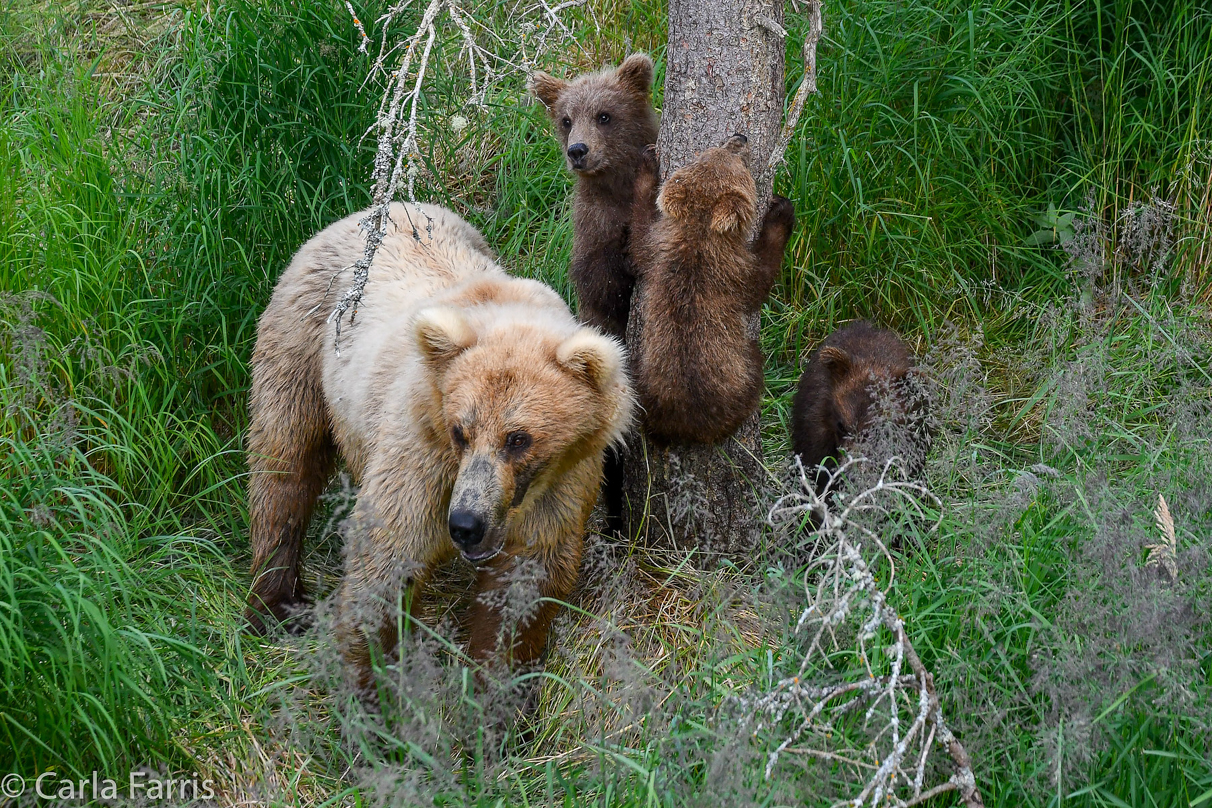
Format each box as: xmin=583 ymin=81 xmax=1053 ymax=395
xmin=819 ymin=347 xmax=911 ymax=449
xmin=530 ymin=54 xmax=656 ymax=176
xmin=830 ymin=379 xmax=875 ymax=445
xmin=657 ymin=134 xmax=758 ymax=234
xmin=415 ymin=310 xmax=631 ymax=564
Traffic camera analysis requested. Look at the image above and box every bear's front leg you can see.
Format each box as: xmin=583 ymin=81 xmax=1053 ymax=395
xmin=335 ymin=461 xmax=451 ymax=696
xmin=334 ymin=506 xmax=448 ymax=697
xmin=745 ymin=195 xmax=796 ymax=312
xmin=628 ymin=145 xmax=661 ymax=268
xmin=336 ymin=548 xmax=431 ymax=697
xmin=464 ymin=538 xmax=583 ymax=671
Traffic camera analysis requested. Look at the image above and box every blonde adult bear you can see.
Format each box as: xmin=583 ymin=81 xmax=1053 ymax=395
xmin=244 ymin=204 xmax=634 ymax=688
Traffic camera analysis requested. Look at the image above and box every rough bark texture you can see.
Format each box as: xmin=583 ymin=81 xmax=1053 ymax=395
xmin=622 ymin=0 xmax=786 ymax=557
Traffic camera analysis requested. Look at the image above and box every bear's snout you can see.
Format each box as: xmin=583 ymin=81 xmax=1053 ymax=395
xmin=449 ymin=509 xmax=487 ymax=551
xmin=567 ymin=142 xmax=589 ymax=169
xmin=448 ymin=454 xmax=507 ymax=563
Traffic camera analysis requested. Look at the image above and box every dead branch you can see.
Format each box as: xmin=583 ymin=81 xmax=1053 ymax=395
xmin=736 ymin=456 xmax=984 ymax=808
xmin=328 ymin=0 xmax=581 ymax=351
xmin=769 ymin=0 xmax=824 ymax=171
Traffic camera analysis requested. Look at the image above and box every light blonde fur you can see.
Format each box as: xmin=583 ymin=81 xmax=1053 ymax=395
xmin=245 ymin=203 xmax=634 ymax=687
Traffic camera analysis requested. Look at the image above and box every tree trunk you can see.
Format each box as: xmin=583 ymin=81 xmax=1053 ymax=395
xmin=622 ymin=1 xmax=786 ymax=558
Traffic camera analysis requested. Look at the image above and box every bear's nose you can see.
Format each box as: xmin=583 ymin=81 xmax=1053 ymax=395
xmin=567 ymin=142 xmax=589 ymax=163
xmin=448 ymin=509 xmax=486 ymax=549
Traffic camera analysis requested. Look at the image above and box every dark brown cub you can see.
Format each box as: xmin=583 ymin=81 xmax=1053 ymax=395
xmin=529 ymin=53 xmax=658 ymax=340
xmin=530 ymin=54 xmax=657 ymax=532
xmin=791 ymin=321 xmax=931 ymax=495
xmin=629 ymin=135 xmax=795 ymax=444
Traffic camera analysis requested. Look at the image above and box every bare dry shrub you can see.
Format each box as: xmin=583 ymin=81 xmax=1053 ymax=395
xmin=328 ymin=0 xmax=590 ymax=345
xmin=740 ymin=457 xmax=982 ymax=807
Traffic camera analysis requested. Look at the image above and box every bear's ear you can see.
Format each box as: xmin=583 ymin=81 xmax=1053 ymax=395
xmin=615 ymin=53 xmax=654 ymax=96
xmin=528 ymin=71 xmax=567 ymax=116
xmin=415 ymin=308 xmax=476 ymax=369
xmin=656 ymin=175 xmax=690 ymax=220
xmin=557 ymin=328 xmax=625 ymax=391
xmin=819 ymin=346 xmax=852 ymax=380
xmin=709 ymin=191 xmax=753 ymax=233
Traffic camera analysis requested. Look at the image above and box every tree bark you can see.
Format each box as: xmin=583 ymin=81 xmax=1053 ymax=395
xmin=622 ymin=0 xmax=786 ymax=557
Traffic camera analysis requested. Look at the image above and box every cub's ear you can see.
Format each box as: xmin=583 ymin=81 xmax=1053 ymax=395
xmin=818 ymin=346 xmax=852 ymax=380
xmin=709 ymin=191 xmax=753 ymax=233
xmin=557 ymin=328 xmax=625 ymax=391
xmin=528 ymin=71 xmax=567 ymax=115
xmin=656 ymin=174 xmax=690 ymax=220
xmin=616 ymin=53 xmax=654 ymax=96
xmin=415 ymin=308 xmax=476 ymax=368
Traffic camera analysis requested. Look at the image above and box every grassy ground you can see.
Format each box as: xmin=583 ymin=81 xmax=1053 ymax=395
xmin=1 ymin=0 xmax=1210 ymax=804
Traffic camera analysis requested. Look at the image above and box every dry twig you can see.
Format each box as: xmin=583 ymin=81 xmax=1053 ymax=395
xmin=738 ymin=456 xmax=985 ymax=808
xmin=328 ymin=0 xmax=583 ymax=350
xmin=769 ymin=0 xmax=824 ymax=171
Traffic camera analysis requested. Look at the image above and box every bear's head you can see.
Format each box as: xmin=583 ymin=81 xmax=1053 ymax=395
xmin=530 ymin=53 xmax=658 ymax=177
xmin=415 ymin=307 xmax=633 ymax=564
xmin=657 ymin=134 xmax=758 ymax=235
xmin=818 ymin=346 xmax=883 ymax=444
xmin=811 ymin=344 xmax=924 ymax=475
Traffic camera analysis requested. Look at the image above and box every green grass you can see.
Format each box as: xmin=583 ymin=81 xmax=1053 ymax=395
xmin=1 ymin=0 xmax=1209 ymax=803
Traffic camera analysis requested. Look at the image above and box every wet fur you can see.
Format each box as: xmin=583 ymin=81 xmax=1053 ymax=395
xmin=245 ymin=203 xmax=634 ymax=689
xmin=628 ymin=138 xmax=795 ymax=444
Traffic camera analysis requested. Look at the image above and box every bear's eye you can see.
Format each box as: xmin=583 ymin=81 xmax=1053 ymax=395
xmin=597 ymin=112 xmax=611 ymax=125
xmin=561 ymin=117 xmax=572 ymax=129
xmin=504 ymin=431 xmax=532 ymax=453
xmin=836 ymin=419 xmax=848 ymax=436
xmin=451 ymin=425 xmax=468 ymax=449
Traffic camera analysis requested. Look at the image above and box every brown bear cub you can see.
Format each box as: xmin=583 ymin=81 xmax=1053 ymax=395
xmin=530 ymin=54 xmax=657 ymax=532
xmin=791 ymin=321 xmax=931 ymax=496
xmin=529 ymin=53 xmax=658 ymax=340
xmin=628 ymin=135 xmax=795 ymax=444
